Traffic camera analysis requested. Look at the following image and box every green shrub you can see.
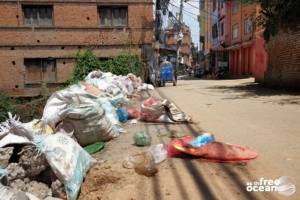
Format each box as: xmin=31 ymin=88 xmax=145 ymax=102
xmin=0 ymin=92 xmax=15 ymax=122
xmin=69 ymin=48 xmax=142 ymax=84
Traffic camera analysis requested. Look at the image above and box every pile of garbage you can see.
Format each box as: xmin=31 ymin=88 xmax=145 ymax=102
xmin=0 ymin=70 xmax=192 ymax=200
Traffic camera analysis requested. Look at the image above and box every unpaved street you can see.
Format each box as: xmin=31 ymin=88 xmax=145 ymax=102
xmin=81 ymin=78 xmax=300 ymax=200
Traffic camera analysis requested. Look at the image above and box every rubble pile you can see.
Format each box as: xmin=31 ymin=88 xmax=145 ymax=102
xmin=0 ymin=70 xmax=193 ymax=200
xmin=0 ymin=145 xmax=65 ymax=200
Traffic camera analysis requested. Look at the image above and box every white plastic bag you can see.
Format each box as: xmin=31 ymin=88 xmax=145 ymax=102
xmin=35 ymin=133 xmax=95 ymax=200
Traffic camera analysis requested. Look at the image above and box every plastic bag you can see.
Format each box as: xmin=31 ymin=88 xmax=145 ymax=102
xmin=123 ymin=152 xmax=157 ymax=177
xmin=133 ymin=131 xmax=151 ymax=146
xmin=35 ymin=133 xmax=95 ymax=200
xmin=59 ymin=102 xmax=118 ymax=146
xmin=189 ymin=133 xmax=215 ymax=147
xmin=148 ymin=144 xmax=167 ymax=164
xmin=116 ymin=107 xmax=129 ymax=123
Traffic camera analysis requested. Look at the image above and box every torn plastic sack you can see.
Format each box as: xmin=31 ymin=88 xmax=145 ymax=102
xmin=42 ymin=83 xmax=97 ymax=129
xmin=100 ymin=99 xmax=123 ymax=133
xmin=162 ymin=100 xmax=192 ymax=123
xmin=35 ymin=132 xmax=95 ymax=200
xmin=167 ymin=135 xmax=258 ymax=163
xmin=140 ymin=98 xmax=171 ymax=123
xmin=116 ymin=107 xmax=129 ymax=123
xmin=57 ymin=101 xmax=118 ymax=146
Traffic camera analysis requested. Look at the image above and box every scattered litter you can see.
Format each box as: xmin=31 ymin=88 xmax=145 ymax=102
xmin=123 ymin=152 xmax=157 ymax=177
xmin=167 ymin=135 xmax=258 ymax=163
xmin=84 ymin=142 xmax=105 ymax=155
xmin=129 ymin=119 xmax=138 ymax=125
xmin=117 ymin=107 xmax=129 ymax=123
xmin=133 ymin=131 xmax=151 ymax=146
xmin=126 ymin=107 xmax=141 ymax=119
xmin=189 ymin=133 xmax=215 ymax=147
xmin=26 ymin=180 xmax=51 ymax=199
xmin=6 ymin=163 xmax=26 ymax=182
xmin=148 ymin=144 xmax=167 ymax=164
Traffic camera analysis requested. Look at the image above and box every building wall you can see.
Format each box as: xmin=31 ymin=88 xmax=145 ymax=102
xmin=264 ymin=28 xmax=300 ymax=90
xmin=227 ymin=1 xmax=267 ymax=80
xmin=0 ymin=0 xmax=153 ymax=96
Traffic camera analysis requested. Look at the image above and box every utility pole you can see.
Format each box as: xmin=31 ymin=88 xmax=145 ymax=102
xmin=175 ymin=0 xmax=184 ymax=82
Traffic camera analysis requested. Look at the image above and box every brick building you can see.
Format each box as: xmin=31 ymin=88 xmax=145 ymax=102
xmin=164 ymin=25 xmax=192 ymax=67
xmin=0 ymin=0 xmax=153 ymax=96
xmin=199 ymin=0 xmax=267 ymax=81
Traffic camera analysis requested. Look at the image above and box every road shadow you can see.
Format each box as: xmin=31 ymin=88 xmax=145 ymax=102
xmin=207 ymin=82 xmax=300 ymax=105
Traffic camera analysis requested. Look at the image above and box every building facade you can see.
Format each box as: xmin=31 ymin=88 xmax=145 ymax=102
xmin=0 ymin=0 xmax=153 ymax=96
xmin=199 ymin=0 xmax=267 ymax=81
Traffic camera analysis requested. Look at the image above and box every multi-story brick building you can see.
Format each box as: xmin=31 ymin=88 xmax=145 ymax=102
xmin=199 ymin=0 xmax=267 ymax=81
xmin=164 ymin=25 xmax=192 ymax=67
xmin=0 ymin=0 xmax=153 ymax=96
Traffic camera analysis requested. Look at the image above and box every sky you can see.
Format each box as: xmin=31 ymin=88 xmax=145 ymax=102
xmin=168 ymin=0 xmax=200 ymax=48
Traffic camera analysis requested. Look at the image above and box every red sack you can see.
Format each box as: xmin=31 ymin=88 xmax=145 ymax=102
xmin=126 ymin=107 xmax=141 ymax=119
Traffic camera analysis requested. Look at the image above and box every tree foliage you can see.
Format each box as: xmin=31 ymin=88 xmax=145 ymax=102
xmin=257 ymin=0 xmax=300 ymax=41
xmin=0 ymin=92 xmax=15 ymax=122
xmin=69 ymin=49 xmax=142 ymax=84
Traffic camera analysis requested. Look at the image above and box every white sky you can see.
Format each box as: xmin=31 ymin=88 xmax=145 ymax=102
xmin=169 ymin=0 xmax=200 ymax=48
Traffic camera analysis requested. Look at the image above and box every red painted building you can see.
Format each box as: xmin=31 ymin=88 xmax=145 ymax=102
xmin=226 ymin=1 xmax=267 ymax=82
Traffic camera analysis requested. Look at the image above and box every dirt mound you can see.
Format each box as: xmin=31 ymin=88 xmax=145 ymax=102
xmin=78 ymin=164 xmax=121 ymax=200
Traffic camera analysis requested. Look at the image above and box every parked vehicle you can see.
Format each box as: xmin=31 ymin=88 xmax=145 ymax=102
xmin=158 ymin=61 xmax=177 ymax=86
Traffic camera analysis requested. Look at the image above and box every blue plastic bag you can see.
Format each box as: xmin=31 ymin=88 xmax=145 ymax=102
xmin=189 ymin=133 xmax=215 ymax=147
xmin=117 ymin=107 xmax=129 ymax=123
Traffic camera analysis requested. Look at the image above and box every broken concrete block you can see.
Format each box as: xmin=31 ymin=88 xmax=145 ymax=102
xmin=10 ymin=178 xmax=26 ymax=191
xmin=51 ymin=179 xmax=65 ymax=198
xmin=6 ymin=163 xmax=26 ymax=181
xmin=18 ymin=145 xmax=48 ymax=177
xmin=0 ymin=147 xmax=14 ymax=168
xmin=26 ymin=181 xmax=52 ymax=199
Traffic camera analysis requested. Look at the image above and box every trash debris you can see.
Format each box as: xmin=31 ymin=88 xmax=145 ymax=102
xmin=18 ymin=145 xmax=48 ymax=177
xmin=35 ymin=132 xmax=96 ymax=200
xmin=133 ymin=131 xmax=151 ymax=146
xmin=140 ymin=98 xmax=192 ymax=123
xmin=0 ymin=147 xmax=14 ymax=168
xmin=0 ymin=184 xmax=40 ymax=200
xmin=26 ymin=180 xmax=51 ymax=199
xmin=123 ymin=152 xmax=157 ymax=177
xmin=84 ymin=142 xmax=105 ymax=155
xmin=148 ymin=144 xmax=167 ymax=164
xmin=6 ymin=163 xmax=26 ymax=182
xmin=167 ymin=135 xmax=258 ymax=163
xmin=116 ymin=107 xmax=129 ymax=123
xmin=126 ymin=107 xmax=141 ymax=119
xmin=129 ymin=119 xmax=138 ymax=125
xmin=189 ymin=133 xmax=215 ymax=147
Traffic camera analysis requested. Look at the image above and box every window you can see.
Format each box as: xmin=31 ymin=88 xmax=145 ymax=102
xmin=232 ymin=1 xmax=239 ymax=14
xmin=244 ymin=17 xmax=253 ymax=34
xmin=213 ymin=0 xmax=216 ymax=11
xmin=99 ymin=6 xmax=128 ymax=27
xmin=232 ymin=24 xmax=239 ymax=39
xmin=24 ymin=58 xmax=56 ymax=84
xmin=23 ymin=5 xmax=53 ymax=26
xmin=220 ymin=22 xmax=224 ymax=36
xmin=212 ymin=24 xmax=218 ymax=39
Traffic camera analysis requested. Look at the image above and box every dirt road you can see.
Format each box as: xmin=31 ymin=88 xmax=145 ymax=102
xmin=80 ymin=78 xmax=299 ymax=200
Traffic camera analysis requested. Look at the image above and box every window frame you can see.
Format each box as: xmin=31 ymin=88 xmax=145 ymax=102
xmin=24 ymin=58 xmax=57 ymax=84
xmin=244 ymin=17 xmax=253 ymax=35
xmin=232 ymin=24 xmax=239 ymax=39
xmin=22 ymin=5 xmax=54 ymax=27
xmin=98 ymin=6 xmax=128 ymax=28
xmin=232 ymin=1 xmax=240 ymax=14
